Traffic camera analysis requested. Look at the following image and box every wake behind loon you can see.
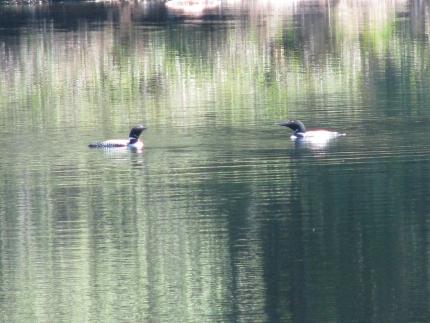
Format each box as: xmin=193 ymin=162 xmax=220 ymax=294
xmin=280 ymin=120 xmax=345 ymax=142
xmin=88 ymin=125 xmax=146 ymax=149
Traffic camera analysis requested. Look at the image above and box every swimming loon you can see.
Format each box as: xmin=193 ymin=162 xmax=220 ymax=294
xmin=88 ymin=125 xmax=146 ymax=149
xmin=280 ymin=120 xmax=345 ymax=142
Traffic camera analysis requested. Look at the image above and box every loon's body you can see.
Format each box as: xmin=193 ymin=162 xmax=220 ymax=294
xmin=280 ymin=120 xmax=345 ymax=143
xmin=88 ymin=125 xmax=146 ymax=149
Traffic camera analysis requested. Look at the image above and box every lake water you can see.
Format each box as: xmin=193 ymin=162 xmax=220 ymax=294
xmin=1 ymin=0 xmax=430 ymax=322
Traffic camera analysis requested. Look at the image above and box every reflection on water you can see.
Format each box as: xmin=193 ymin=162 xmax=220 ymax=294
xmin=165 ymin=0 xmax=221 ymax=17
xmin=1 ymin=0 xmax=430 ymax=322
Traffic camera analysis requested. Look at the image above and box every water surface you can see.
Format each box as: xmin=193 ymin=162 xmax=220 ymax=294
xmin=1 ymin=0 xmax=430 ymax=322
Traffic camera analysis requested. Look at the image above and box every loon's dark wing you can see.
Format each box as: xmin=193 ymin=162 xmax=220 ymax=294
xmin=88 ymin=139 xmax=129 ymax=148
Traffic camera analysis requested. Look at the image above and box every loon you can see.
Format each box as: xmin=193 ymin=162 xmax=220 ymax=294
xmin=88 ymin=125 xmax=146 ymax=149
xmin=280 ymin=120 xmax=345 ymax=142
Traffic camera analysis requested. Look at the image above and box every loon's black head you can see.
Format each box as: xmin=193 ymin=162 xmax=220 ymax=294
xmin=280 ymin=120 xmax=306 ymax=134
xmin=128 ymin=125 xmax=146 ymax=144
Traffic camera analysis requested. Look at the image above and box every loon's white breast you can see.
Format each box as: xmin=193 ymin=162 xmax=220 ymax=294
xmin=291 ymin=130 xmax=344 ymax=142
xmin=127 ymin=141 xmax=144 ymax=149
